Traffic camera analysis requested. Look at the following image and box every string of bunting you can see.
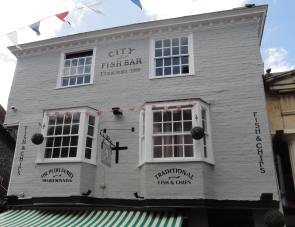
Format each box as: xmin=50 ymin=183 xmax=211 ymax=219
xmin=3 ymin=0 xmax=142 ymax=47
xmin=44 ymin=102 xmax=197 ymax=117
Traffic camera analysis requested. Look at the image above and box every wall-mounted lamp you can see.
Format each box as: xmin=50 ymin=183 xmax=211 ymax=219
xmin=112 ymin=107 xmax=123 ymax=116
xmin=134 ymin=192 xmax=144 ymax=199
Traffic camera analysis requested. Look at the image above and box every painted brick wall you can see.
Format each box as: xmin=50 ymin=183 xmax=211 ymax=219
xmin=5 ymin=12 xmax=279 ymax=201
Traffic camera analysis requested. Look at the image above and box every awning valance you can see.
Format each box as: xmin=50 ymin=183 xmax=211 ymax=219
xmin=0 ymin=209 xmax=183 ymax=226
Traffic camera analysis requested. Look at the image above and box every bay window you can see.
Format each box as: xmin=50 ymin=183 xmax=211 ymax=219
xmin=139 ymin=100 xmax=213 ymax=164
xmin=38 ymin=107 xmax=98 ymax=164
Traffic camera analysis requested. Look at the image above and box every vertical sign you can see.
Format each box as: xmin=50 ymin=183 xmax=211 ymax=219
xmin=253 ymin=112 xmax=265 ymax=174
xmin=17 ymin=126 xmax=27 ymax=176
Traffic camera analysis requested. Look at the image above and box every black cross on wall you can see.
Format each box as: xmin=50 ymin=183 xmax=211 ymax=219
xmin=112 ymin=142 xmax=128 ymax=163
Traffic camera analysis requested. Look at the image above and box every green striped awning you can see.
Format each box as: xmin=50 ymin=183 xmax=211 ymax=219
xmin=0 ymin=209 xmax=183 ymax=227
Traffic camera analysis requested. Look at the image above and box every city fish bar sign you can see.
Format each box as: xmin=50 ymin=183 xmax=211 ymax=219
xmin=100 ymin=47 xmax=142 ymax=76
xmin=154 ymin=168 xmax=194 ymax=185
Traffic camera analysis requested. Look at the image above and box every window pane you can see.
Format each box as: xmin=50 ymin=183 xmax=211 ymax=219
xmin=156 ymin=68 xmax=163 ymax=76
xmin=153 ymin=123 xmax=162 ymax=133
xmin=181 ymin=56 xmax=189 ymax=64
xmin=84 ymin=65 xmax=91 ymax=74
xmin=54 ymin=137 xmax=62 ymax=147
xmin=62 ymin=136 xmax=70 ymax=146
xmin=85 ymin=148 xmax=91 ymax=159
xmin=85 ymin=57 xmax=92 ymax=65
xmin=45 ymin=148 xmax=52 ymax=158
xmin=71 ymin=124 xmax=79 ymax=134
xmin=72 ymin=59 xmax=78 ymax=66
xmin=156 ymin=59 xmax=163 ymax=67
xmin=55 ymin=126 xmax=62 ymax=135
xmin=77 ymin=66 xmax=84 ymax=74
xmin=84 ymin=75 xmax=91 ymax=83
xmin=181 ymin=37 xmax=188 ymax=45
xmin=61 ymin=147 xmax=69 ymax=158
xmin=73 ymin=113 xmax=80 ymax=123
xmin=78 ymin=58 xmax=85 ymax=66
xmin=164 ymin=67 xmax=171 ymax=75
xmin=64 ymin=68 xmax=70 ymax=76
xmin=173 ymin=110 xmax=182 ymax=121
xmin=48 ymin=116 xmax=55 ymax=125
xmin=163 ymin=136 xmax=172 ymax=144
xmin=56 ymin=115 xmax=64 ymax=124
xmin=153 ymin=146 xmax=162 ymax=158
xmin=153 ymin=112 xmax=162 ymax=122
xmin=47 ymin=126 xmax=55 ymax=136
xmin=64 ymin=113 xmax=72 ymax=124
xmin=86 ymin=137 xmax=92 ymax=148
xmin=163 ymin=111 xmax=171 ymax=121
xmin=172 ymin=38 xmax=179 ymax=46
xmin=155 ymin=49 xmax=162 ymax=57
xmin=52 ymin=148 xmax=60 ymax=158
xmin=155 ymin=40 xmax=162 ymax=48
xmin=184 ymin=135 xmax=193 ymax=144
xmin=163 ymin=39 xmax=171 ymax=47
xmin=63 ymin=125 xmax=70 ymax=135
xmin=172 ymin=57 xmax=180 ymax=65
xmin=163 ymin=48 xmax=171 ymax=56
xmin=62 ymin=78 xmax=69 ymax=87
xmin=46 ymin=137 xmax=54 ymax=147
xmin=69 ymin=77 xmax=76 ymax=85
xmin=172 ymin=47 xmax=179 ymax=55
xmin=183 ymin=121 xmax=192 ymax=131
xmin=70 ymin=67 xmax=77 ymax=75
xmin=64 ymin=59 xmax=71 ymax=67
xmin=153 ymin=136 xmax=162 ymax=145
xmin=71 ymin=136 xmax=78 ymax=146
xmin=164 ymin=58 xmax=171 ymax=66
xmin=183 ymin=109 xmax=192 ymax=120
xmin=173 ymin=66 xmax=180 ymax=75
xmin=174 ymin=135 xmax=183 ymax=144
xmin=174 ymin=146 xmax=183 ymax=157
xmin=69 ymin=147 xmax=77 ymax=157
xmin=182 ymin=65 xmax=189 ymax=74
xmin=181 ymin=46 xmax=188 ymax=54
xmin=163 ymin=146 xmax=173 ymax=157
xmin=77 ymin=76 xmax=83 ymax=84
xmin=173 ymin=122 xmax=182 ymax=132
xmin=88 ymin=125 xmax=94 ymax=136
xmin=89 ymin=115 xmax=95 ymax=126
xmin=163 ymin=122 xmax=172 ymax=132
xmin=184 ymin=145 xmax=194 ymax=157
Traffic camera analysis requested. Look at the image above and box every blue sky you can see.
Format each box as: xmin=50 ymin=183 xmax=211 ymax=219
xmin=0 ymin=0 xmax=294 ymax=109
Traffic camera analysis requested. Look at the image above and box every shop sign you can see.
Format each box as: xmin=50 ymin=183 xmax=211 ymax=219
xmin=41 ymin=168 xmax=74 ymax=183
xmin=154 ymin=168 xmax=194 ymax=185
xmin=100 ymin=47 xmax=142 ymax=76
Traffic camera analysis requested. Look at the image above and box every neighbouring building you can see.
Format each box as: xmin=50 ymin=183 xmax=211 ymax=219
xmin=0 ymin=105 xmax=16 ymax=206
xmin=264 ymin=69 xmax=295 ymax=226
xmin=0 ymin=5 xmax=281 ymax=226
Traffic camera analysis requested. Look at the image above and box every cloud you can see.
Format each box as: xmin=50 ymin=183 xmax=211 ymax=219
xmin=141 ymin=0 xmax=247 ymax=19
xmin=264 ymin=48 xmax=295 ymax=73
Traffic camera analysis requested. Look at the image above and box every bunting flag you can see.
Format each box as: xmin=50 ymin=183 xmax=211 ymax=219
xmin=131 ymin=0 xmax=142 ymax=10
xmin=83 ymin=1 xmax=105 ymax=15
xmin=6 ymin=31 xmax=21 ymax=49
xmin=56 ymin=11 xmax=71 ymax=26
xmin=29 ymin=21 xmax=41 ymax=36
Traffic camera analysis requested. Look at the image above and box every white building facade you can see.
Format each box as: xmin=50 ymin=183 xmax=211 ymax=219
xmin=2 ymin=5 xmax=280 ymax=227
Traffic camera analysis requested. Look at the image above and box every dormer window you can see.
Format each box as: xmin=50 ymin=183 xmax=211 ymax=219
xmin=59 ymin=50 xmax=95 ymax=88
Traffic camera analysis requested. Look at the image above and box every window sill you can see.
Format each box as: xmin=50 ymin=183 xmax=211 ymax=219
xmin=149 ymin=74 xmax=194 ymax=80
xmin=55 ymin=83 xmax=94 ymax=90
xmin=137 ymin=159 xmax=214 ymax=168
xmin=35 ymin=158 xmax=96 ymax=166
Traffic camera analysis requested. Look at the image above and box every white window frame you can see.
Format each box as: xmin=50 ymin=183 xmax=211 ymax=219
xmin=139 ymin=100 xmax=213 ymax=164
xmin=149 ymin=34 xmax=195 ymax=79
xmin=36 ymin=107 xmax=99 ymax=165
xmin=56 ymin=48 xmax=96 ymax=88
